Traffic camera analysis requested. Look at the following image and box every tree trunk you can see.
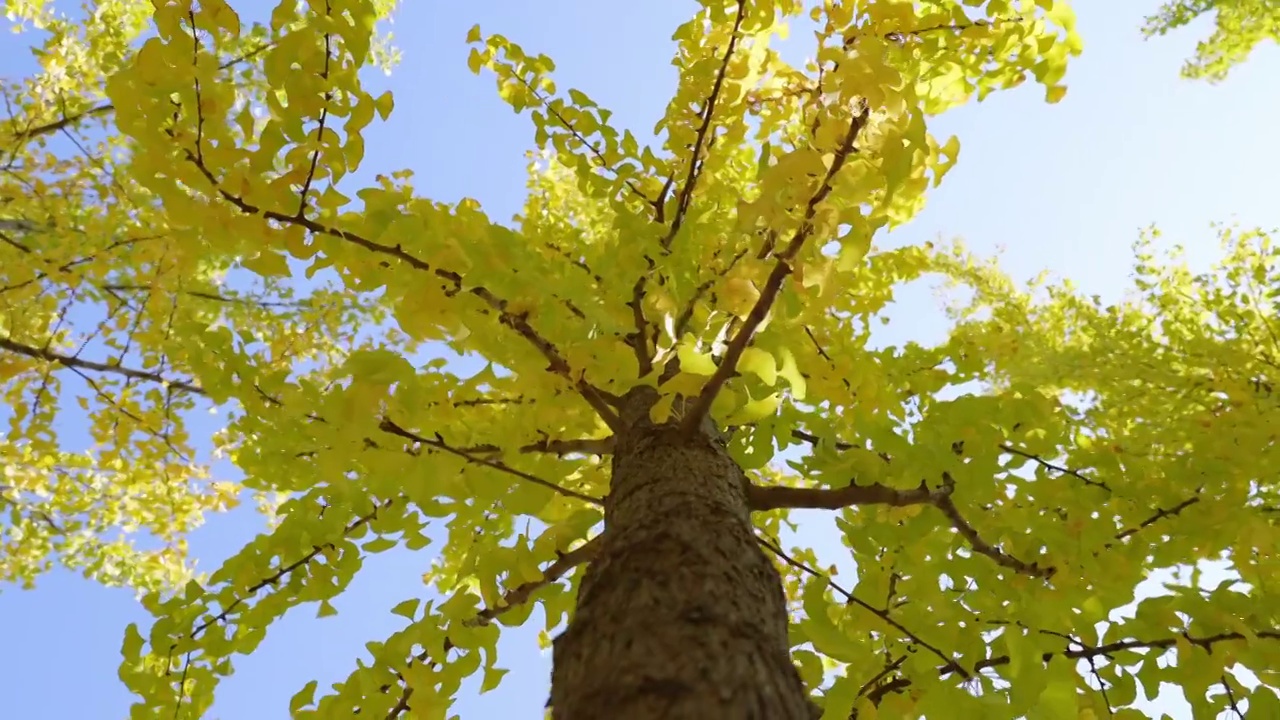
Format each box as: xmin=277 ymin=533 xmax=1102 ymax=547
xmin=549 ymin=388 xmax=816 ymax=719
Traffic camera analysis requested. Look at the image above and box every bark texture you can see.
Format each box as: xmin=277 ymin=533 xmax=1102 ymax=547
xmin=550 ymin=388 xmax=815 ymax=719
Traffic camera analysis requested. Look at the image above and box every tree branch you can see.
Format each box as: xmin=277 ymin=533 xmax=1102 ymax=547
xmin=163 ymin=492 xmax=597 ymax=719
xmin=747 ymin=479 xmax=933 ymax=511
xmin=372 ymin=535 xmax=601 ymax=717
xmin=748 ymin=474 xmax=1052 ymax=579
xmin=5 ymin=42 xmax=273 ymax=145
xmin=463 ymin=536 xmax=601 ymax=627
xmin=1112 ymin=493 xmax=1201 ymax=542
xmin=852 ymin=655 xmax=906 ymax=714
xmin=786 ymin=429 xmax=1199 ymax=551
xmin=999 ymin=443 xmax=1111 ymax=492
xmin=188 ymin=498 xmax=396 ymax=642
xmin=627 ymin=276 xmax=654 ymax=377
xmin=101 ymin=283 xmax=322 ymax=309
xmin=631 ymin=2 xmax=747 ymax=379
xmin=864 ymin=627 xmax=1280 ymax=714
xmin=5 ymin=102 xmax=114 ymax=145
xmin=0 ymin=485 xmax=63 ymax=532
xmin=789 ymin=428 xmax=854 ymax=450
xmin=762 ymin=528 xmax=1280 ymax=715
xmin=659 ymin=0 xmax=747 ymax=252
xmin=170 ymin=133 xmax=622 ymax=431
xmin=0 ymin=335 xmax=204 ymax=394
xmin=293 ymin=7 xmax=332 ymax=218
xmin=679 ymin=103 xmax=871 ymax=434
xmin=260 ymin=385 xmax=608 ymax=502
xmin=509 ymin=76 xmax=657 ymax=213
xmin=459 ymin=435 xmax=615 ymax=458
xmin=959 ymin=628 xmax=1280 ymax=676
xmin=931 ymin=485 xmax=1055 ymax=579
xmin=377 ymin=419 xmax=603 ymax=506
xmin=669 ymin=246 xmax=748 ymax=343
xmin=1221 ymin=674 xmax=1244 ymax=718
xmin=757 ymin=534 xmax=971 ymax=680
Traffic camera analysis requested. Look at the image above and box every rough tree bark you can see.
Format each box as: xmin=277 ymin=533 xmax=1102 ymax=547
xmin=549 ymin=387 xmax=817 ymax=719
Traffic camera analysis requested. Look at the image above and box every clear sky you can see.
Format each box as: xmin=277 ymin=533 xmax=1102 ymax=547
xmin=1 ymin=1 xmax=1278 ymax=718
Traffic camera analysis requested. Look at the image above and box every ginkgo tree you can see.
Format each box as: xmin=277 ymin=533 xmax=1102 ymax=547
xmin=4 ymin=0 xmax=1278 ymax=719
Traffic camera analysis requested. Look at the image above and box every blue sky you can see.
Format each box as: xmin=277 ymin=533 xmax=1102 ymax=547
xmin=2 ymin=1 xmax=1278 ymax=718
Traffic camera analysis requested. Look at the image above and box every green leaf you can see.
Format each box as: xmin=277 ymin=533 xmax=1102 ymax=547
xmin=480 ymin=665 xmax=509 ymax=693
xmin=819 ymin=673 xmax=858 ymax=720
xmin=676 ymin=335 xmax=718 ymax=375
xmin=348 ymin=347 xmax=415 ymax=381
xmin=726 ymin=391 xmax=779 ymax=425
xmin=797 ymin=577 xmax=861 ymax=663
xmin=739 ymin=347 xmax=778 ymax=385
xmin=1031 ymin=675 xmax=1077 ymax=720
xmin=390 ymin=598 xmax=420 ymax=620
xmin=1249 ymin=687 xmax=1280 ymax=717
xmin=242 ymin=250 xmax=291 ymax=277
xmin=121 ymin=623 xmax=145 ymax=660
xmin=289 ymin=680 xmax=319 ymax=713
xmin=362 ymin=536 xmax=399 ymax=553
xmin=776 ymin=347 xmax=806 ymax=400
xmin=374 ymin=91 xmax=395 ymax=121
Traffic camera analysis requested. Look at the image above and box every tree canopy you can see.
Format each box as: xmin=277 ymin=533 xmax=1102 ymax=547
xmin=1 ymin=0 xmax=399 ymax=592
xmin=1 ymin=0 xmax=1276 ymax=718
xmin=1143 ymin=0 xmax=1280 ymax=81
